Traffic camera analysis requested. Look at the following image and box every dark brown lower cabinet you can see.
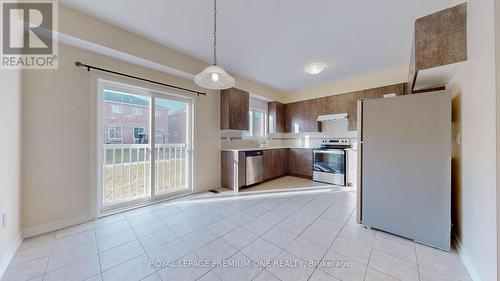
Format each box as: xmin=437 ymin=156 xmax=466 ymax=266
xmin=288 ymin=148 xmax=313 ymax=178
xmin=263 ymin=149 xmax=289 ymax=181
xmin=262 ymin=150 xmax=274 ymax=181
xmin=277 ymin=149 xmax=289 ymax=177
xmin=221 ymin=148 xmax=312 ymax=190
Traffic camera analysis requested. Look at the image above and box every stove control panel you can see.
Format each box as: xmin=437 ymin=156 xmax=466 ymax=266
xmin=321 ymin=139 xmax=351 ymax=146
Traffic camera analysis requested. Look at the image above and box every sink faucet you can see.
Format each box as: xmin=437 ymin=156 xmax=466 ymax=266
xmin=257 ymin=137 xmax=269 ymax=148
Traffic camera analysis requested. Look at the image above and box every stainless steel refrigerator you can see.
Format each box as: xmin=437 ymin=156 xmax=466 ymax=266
xmin=357 ymin=90 xmax=451 ymax=251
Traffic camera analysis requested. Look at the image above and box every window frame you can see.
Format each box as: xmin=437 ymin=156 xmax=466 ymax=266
xmin=133 ymin=127 xmax=146 ymax=140
xmin=108 ymin=124 xmax=123 ymax=140
xmin=94 ymin=74 xmax=196 ymax=216
xmin=132 ymin=107 xmax=143 ymax=116
xmin=111 ymin=104 xmax=123 ymax=114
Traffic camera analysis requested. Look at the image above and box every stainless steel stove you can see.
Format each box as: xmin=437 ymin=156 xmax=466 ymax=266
xmin=313 ymin=138 xmax=351 ymax=186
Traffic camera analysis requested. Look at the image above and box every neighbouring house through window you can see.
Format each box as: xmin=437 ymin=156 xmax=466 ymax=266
xmin=134 ymin=127 xmax=146 ymax=140
xmin=108 ymin=124 xmax=122 ymax=139
xmin=111 ymin=105 xmax=123 ymax=114
xmin=132 ymin=107 xmax=143 ymax=116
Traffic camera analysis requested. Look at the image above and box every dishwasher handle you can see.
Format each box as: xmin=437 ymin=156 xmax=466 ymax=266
xmin=246 ymin=150 xmax=263 ymax=157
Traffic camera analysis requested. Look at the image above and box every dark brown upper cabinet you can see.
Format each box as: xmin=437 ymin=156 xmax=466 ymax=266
xmin=220 ymin=88 xmax=249 ymax=130
xmin=268 ymin=101 xmax=286 ymax=133
xmin=408 ymin=3 xmax=467 ymax=94
xmin=284 ymin=100 xmax=322 ymax=133
xmin=283 ymin=84 xmax=405 ymax=132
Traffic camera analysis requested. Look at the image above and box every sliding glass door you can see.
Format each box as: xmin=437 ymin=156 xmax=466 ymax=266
xmin=153 ymin=96 xmax=191 ymax=198
xmin=98 ymin=79 xmax=193 ymax=212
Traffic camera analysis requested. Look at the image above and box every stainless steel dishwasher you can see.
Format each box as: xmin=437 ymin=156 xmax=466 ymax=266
xmin=245 ymin=150 xmax=263 ymax=186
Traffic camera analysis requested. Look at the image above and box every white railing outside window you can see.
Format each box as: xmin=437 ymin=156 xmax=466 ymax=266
xmin=103 ymin=143 xmax=187 ymax=206
xmin=154 ymin=144 xmax=187 ymax=196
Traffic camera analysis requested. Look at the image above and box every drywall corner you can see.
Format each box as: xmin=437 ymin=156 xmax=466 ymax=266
xmin=0 ymin=68 xmax=23 ymax=279
xmin=447 ymin=0 xmax=498 ymax=280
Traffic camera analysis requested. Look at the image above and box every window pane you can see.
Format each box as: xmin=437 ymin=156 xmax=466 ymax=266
xmin=243 ymin=109 xmax=266 ymax=137
xmin=102 ymin=88 xmax=151 ymax=207
xmin=155 ymin=98 xmax=188 ymax=145
xmin=154 ymin=97 xmax=189 ymax=194
xmin=269 ymin=116 xmax=275 ymax=133
xmin=134 ymin=127 xmax=146 ymax=139
xmin=103 ymin=90 xmax=150 ymax=144
xmin=249 ymin=111 xmax=253 ymax=136
xmin=108 ymin=125 xmax=122 ymax=139
xmin=252 ymin=110 xmax=265 ymax=137
xmin=132 ymin=107 xmax=143 ymax=116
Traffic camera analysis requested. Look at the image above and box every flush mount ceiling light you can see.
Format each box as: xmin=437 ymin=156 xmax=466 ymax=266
xmin=194 ymin=0 xmax=235 ymax=90
xmin=304 ymin=63 xmax=328 ymax=75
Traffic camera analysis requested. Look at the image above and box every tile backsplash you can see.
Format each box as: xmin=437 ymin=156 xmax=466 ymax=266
xmin=221 ymin=131 xmax=357 ymax=150
xmin=221 ymin=118 xmax=358 ymax=149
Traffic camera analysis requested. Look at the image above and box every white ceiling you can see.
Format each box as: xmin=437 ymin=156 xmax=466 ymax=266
xmin=60 ymin=0 xmax=463 ymax=92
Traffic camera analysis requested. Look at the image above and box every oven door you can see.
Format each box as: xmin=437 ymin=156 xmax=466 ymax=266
xmin=313 ymin=149 xmax=346 ymax=185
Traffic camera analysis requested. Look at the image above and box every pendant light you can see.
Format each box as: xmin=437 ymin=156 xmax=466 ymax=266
xmin=194 ymin=0 xmax=235 ymax=90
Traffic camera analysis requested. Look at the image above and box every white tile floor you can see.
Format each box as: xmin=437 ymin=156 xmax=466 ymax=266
xmin=2 ymin=187 xmax=471 ymax=281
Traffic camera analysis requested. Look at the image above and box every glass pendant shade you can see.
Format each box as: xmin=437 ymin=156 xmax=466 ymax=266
xmin=194 ymin=65 xmax=235 ymax=90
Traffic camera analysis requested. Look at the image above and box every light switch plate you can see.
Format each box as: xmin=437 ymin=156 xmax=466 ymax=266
xmin=1 ymin=208 xmax=6 ymax=229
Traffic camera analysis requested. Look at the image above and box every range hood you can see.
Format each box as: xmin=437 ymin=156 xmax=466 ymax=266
xmin=317 ymin=113 xmax=348 ymax=121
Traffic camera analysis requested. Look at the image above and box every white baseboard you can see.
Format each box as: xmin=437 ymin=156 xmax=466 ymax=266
xmin=453 ymin=232 xmax=482 ymax=281
xmin=22 ymin=213 xmax=96 ymax=239
xmin=0 ymin=233 xmax=22 ymax=280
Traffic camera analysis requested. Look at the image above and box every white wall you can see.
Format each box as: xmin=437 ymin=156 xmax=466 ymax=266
xmin=0 ymin=69 xmax=22 ymax=275
xmin=58 ymin=4 xmax=284 ymax=102
xmin=21 ymin=43 xmax=221 ymax=232
xmin=283 ymin=65 xmax=408 ymax=103
xmin=447 ymin=0 xmax=498 ymax=280
xmin=496 ymin=0 xmax=500 ymax=276
xmin=249 ymin=97 xmax=269 ymax=112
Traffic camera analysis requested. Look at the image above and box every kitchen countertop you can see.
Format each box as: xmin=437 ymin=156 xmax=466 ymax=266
xmin=221 ymin=146 xmax=314 ymax=152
